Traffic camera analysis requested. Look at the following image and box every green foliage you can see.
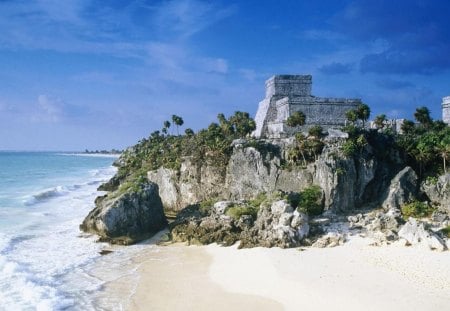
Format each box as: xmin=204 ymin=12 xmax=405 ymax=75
xmin=113 ymin=111 xmax=258 ymax=194
xmin=248 ymin=193 xmax=268 ymax=209
xmin=401 ymin=201 xmax=434 ymax=219
xmin=342 ymin=139 xmax=358 ymax=156
xmin=225 ymin=205 xmax=258 ymax=220
xmin=286 ymin=111 xmax=306 ymax=127
xmin=296 ymin=185 xmax=324 ymax=216
xmin=441 ymin=226 xmax=450 ymax=238
xmin=414 ymin=106 xmax=432 ymax=128
xmin=199 ymin=198 xmax=218 ymax=215
xmin=345 ymin=109 xmax=358 ymax=123
xmin=172 ymin=115 xmax=184 ymax=135
xmin=229 ymin=111 xmax=256 ymax=137
xmin=374 ymin=114 xmax=387 ymax=129
xmin=308 ymin=125 xmax=323 ymax=138
xmin=356 ymin=103 xmax=371 ymax=126
xmin=425 ymin=176 xmax=438 ymax=185
xmin=397 ymin=113 xmax=450 ymax=177
xmin=287 ymin=131 xmax=325 ymax=166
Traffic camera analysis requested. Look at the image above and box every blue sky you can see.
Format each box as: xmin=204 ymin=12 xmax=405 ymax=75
xmin=0 ymin=0 xmax=449 ymax=150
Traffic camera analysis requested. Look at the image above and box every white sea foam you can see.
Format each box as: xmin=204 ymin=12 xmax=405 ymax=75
xmin=0 ymin=161 xmax=117 ymax=310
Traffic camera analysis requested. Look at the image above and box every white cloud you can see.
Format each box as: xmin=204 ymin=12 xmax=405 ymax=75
xmin=152 ymin=0 xmax=235 ymax=39
xmin=32 ymin=95 xmax=65 ymax=123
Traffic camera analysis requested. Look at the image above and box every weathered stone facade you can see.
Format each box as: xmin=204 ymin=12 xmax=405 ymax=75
xmin=443 ymin=96 xmax=450 ymax=125
xmin=253 ymin=75 xmax=362 ymax=138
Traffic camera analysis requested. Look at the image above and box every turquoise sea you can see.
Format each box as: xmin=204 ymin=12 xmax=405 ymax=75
xmin=0 ymin=152 xmax=118 ymax=310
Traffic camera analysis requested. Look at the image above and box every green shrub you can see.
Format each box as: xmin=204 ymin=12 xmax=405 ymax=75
xmin=441 ymin=226 xmax=450 ymax=238
xmin=341 ymin=140 xmax=358 ymax=157
xmin=199 ymin=198 xmax=219 ymax=215
xmin=297 ymin=185 xmax=324 ymax=216
xmin=225 ymin=205 xmax=258 ymax=220
xmin=425 ymin=176 xmax=438 ymax=185
xmin=248 ymin=193 xmax=268 ymax=209
xmin=401 ymin=201 xmax=434 ymax=218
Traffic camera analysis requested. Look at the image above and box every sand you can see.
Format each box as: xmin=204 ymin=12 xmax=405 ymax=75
xmin=100 ymin=236 xmax=450 ymax=311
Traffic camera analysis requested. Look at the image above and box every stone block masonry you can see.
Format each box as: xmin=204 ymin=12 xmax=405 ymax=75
xmin=253 ymin=75 xmax=362 ymax=138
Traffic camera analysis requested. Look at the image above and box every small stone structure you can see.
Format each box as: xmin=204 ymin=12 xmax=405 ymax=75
xmin=443 ymin=96 xmax=450 ymax=125
xmin=253 ymin=75 xmax=362 ymax=138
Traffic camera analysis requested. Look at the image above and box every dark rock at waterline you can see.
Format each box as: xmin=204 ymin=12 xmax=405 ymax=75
xmin=81 ymin=181 xmax=167 ymax=244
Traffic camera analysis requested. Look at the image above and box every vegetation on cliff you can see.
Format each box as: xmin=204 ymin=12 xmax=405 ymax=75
xmin=106 ymin=111 xmax=256 ymax=193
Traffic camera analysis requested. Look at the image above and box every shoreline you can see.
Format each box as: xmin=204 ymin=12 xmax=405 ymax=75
xmin=96 ymin=235 xmax=450 ymax=311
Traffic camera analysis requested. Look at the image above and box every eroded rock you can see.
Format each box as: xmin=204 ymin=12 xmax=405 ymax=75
xmin=398 ymin=218 xmax=447 ymax=251
xmin=80 ymin=181 xmax=167 ymax=245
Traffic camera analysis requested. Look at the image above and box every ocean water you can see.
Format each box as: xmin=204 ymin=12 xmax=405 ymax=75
xmin=0 ymin=152 xmax=119 ymax=310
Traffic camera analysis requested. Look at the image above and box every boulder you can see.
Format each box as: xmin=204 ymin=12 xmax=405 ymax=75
xmin=421 ymin=174 xmax=450 ymax=212
xmin=80 ymin=181 xmax=167 ymax=244
xmin=398 ymin=218 xmax=447 ymax=251
xmin=382 ymin=167 xmax=418 ymax=210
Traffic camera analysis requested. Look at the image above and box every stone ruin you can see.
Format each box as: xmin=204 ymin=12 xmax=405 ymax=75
xmin=443 ymin=96 xmax=450 ymax=125
xmin=253 ymin=75 xmax=362 ymax=138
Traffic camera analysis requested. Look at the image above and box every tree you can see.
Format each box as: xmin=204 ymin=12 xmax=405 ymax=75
xmin=286 ymin=111 xmax=306 ymax=127
xmin=172 ymin=115 xmax=184 ymax=135
xmin=356 ymin=103 xmax=371 ymax=128
xmin=163 ymin=120 xmax=171 ymax=135
xmin=400 ymin=120 xmax=415 ymax=135
xmin=414 ymin=106 xmax=432 ymax=128
xmin=184 ymin=128 xmax=194 ymax=136
xmin=217 ymin=113 xmax=234 ymax=136
xmin=229 ymin=111 xmax=256 ymax=137
xmin=436 ymin=139 xmax=450 ymax=173
xmin=345 ymin=109 xmax=358 ymax=124
xmin=374 ymin=114 xmax=387 ymax=129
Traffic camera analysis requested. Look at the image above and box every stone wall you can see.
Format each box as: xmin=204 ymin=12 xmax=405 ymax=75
xmin=254 ymin=75 xmax=362 ymax=138
xmin=265 ymin=75 xmax=312 ymax=98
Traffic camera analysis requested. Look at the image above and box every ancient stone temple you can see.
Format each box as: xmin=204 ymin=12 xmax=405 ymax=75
xmin=443 ymin=96 xmax=450 ymax=125
xmin=253 ymin=75 xmax=362 ymax=138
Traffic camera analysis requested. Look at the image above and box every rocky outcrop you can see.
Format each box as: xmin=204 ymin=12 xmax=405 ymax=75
xmin=239 ymin=200 xmax=309 ymax=248
xmin=81 ymin=181 xmax=167 ymax=245
xmin=421 ymin=174 xmax=450 ymax=212
xmin=398 ymin=218 xmax=447 ymax=251
xmin=147 ymin=157 xmax=226 ymax=212
xmin=382 ymin=167 xmax=418 ymax=210
xmin=348 ymin=209 xmax=402 ymax=245
xmin=147 ymin=139 xmax=390 ymax=214
xmin=170 ymin=199 xmax=309 ymax=248
xmin=312 ymin=232 xmax=346 ymax=248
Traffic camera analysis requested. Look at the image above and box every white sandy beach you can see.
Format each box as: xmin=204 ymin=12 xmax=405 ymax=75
xmin=99 ymin=236 xmax=450 ymax=311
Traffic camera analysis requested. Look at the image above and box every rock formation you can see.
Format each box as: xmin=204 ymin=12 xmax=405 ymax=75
xmin=146 ymin=139 xmax=392 ymax=214
xmin=81 ymin=181 xmax=167 ymax=244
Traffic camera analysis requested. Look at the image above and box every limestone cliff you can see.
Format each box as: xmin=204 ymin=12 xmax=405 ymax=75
xmin=146 ymin=139 xmax=394 ymax=214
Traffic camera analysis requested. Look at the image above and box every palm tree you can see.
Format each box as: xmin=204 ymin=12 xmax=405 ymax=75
xmin=357 ymin=104 xmax=371 ymax=128
xmin=374 ymin=114 xmax=387 ymax=129
xmin=436 ymin=139 xmax=450 ymax=173
xmin=172 ymin=115 xmax=184 ymax=135
xmin=162 ymin=120 xmax=171 ymax=136
xmin=229 ymin=111 xmax=256 ymax=137
xmin=414 ymin=106 xmax=432 ymax=128
xmin=345 ymin=109 xmax=358 ymax=124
